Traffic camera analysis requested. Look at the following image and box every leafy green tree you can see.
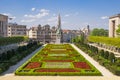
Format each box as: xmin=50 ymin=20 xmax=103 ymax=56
xmin=109 ymin=52 xmax=115 ymax=63
xmin=116 ymin=24 xmax=120 ymax=36
xmin=104 ymin=51 xmax=109 ymax=59
xmin=0 ymin=36 xmax=28 ymax=46
xmin=80 ymin=33 xmax=86 ymax=43
xmin=91 ymin=28 xmax=108 ymax=36
xmin=99 ymin=49 xmax=104 ymax=57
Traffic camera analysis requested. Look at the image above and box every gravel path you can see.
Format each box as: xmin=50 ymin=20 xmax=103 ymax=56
xmin=71 ymin=44 xmax=114 ymax=77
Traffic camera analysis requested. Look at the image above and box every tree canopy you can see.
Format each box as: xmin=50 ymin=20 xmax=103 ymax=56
xmin=116 ymin=24 xmax=120 ymax=35
xmin=91 ymin=28 xmax=108 ymax=36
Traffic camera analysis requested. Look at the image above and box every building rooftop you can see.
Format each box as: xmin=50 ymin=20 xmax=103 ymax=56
xmin=109 ymin=14 xmax=120 ymax=19
xmin=0 ymin=14 xmax=8 ymax=17
xmin=62 ymin=30 xmax=70 ymax=33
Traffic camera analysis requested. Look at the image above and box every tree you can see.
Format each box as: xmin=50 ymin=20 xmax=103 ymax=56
xmin=116 ymin=24 xmax=120 ymax=36
xmin=91 ymin=28 xmax=108 ymax=36
xmin=104 ymin=51 xmax=109 ymax=59
xmin=109 ymin=52 xmax=115 ymax=63
xmin=99 ymin=49 xmax=104 ymax=57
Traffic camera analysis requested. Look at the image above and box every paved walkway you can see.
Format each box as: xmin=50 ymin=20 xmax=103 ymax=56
xmin=0 ymin=44 xmax=120 ymax=80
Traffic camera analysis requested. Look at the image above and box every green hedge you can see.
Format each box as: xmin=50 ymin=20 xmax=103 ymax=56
xmin=0 ymin=36 xmax=28 ymax=46
xmin=0 ymin=42 xmax=42 ymax=74
xmin=75 ymin=42 xmax=120 ymax=76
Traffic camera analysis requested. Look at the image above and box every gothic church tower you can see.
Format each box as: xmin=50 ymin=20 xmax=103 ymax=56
xmin=56 ymin=14 xmax=62 ymax=44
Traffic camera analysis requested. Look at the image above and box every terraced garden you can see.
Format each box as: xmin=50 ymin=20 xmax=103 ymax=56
xmin=15 ymin=44 xmax=101 ymax=76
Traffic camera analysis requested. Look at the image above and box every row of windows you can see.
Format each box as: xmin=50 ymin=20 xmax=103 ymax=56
xmin=8 ymin=26 xmax=26 ymax=28
xmin=8 ymin=29 xmax=26 ymax=31
xmin=8 ymin=33 xmax=26 ymax=34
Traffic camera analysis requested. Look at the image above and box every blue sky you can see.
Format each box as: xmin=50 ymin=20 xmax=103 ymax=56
xmin=0 ymin=0 xmax=120 ymax=30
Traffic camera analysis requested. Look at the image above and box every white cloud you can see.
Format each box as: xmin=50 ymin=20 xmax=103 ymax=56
xmin=101 ymin=16 xmax=108 ymax=19
xmin=24 ymin=9 xmax=49 ymax=19
xmin=3 ymin=13 xmax=11 ymax=16
xmin=47 ymin=16 xmax=57 ymax=22
xmin=21 ymin=19 xmax=35 ymax=23
xmin=31 ymin=8 xmax=36 ymax=11
xmin=10 ymin=16 xmax=16 ymax=19
xmin=83 ymin=22 xmax=89 ymax=25
xmin=62 ymin=21 xmax=67 ymax=24
xmin=3 ymin=13 xmax=16 ymax=20
xmin=64 ymin=14 xmax=70 ymax=17
xmin=40 ymin=9 xmax=49 ymax=13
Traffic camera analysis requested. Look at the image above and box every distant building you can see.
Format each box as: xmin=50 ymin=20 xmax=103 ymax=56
xmin=28 ymin=25 xmax=57 ymax=43
xmin=109 ymin=14 xmax=120 ymax=37
xmin=62 ymin=29 xmax=81 ymax=42
xmin=28 ymin=14 xmax=63 ymax=43
xmin=62 ymin=30 xmax=71 ymax=42
xmin=0 ymin=14 xmax=8 ymax=37
xmin=81 ymin=25 xmax=90 ymax=37
xmin=8 ymin=23 xmax=26 ymax=37
xmin=28 ymin=26 xmax=38 ymax=39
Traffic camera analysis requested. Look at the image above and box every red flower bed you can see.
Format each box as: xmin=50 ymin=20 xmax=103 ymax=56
xmin=74 ymin=62 xmax=91 ymax=69
xmin=42 ymin=60 xmax=73 ymax=62
xmin=25 ymin=62 xmax=41 ymax=69
xmin=35 ymin=68 xmax=80 ymax=72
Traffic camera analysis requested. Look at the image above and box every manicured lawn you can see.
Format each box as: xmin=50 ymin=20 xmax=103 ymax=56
xmin=15 ymin=44 xmax=101 ymax=76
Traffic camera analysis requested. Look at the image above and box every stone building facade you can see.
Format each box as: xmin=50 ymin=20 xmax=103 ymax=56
xmin=28 ymin=14 xmax=62 ymax=43
xmin=109 ymin=14 xmax=120 ymax=37
xmin=28 ymin=25 xmax=58 ymax=43
xmin=0 ymin=14 xmax=8 ymax=37
xmin=62 ymin=30 xmax=79 ymax=42
xmin=8 ymin=23 xmax=26 ymax=37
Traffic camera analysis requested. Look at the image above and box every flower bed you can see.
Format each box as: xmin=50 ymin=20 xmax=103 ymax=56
xmin=35 ymin=68 xmax=80 ymax=72
xmin=15 ymin=44 xmax=101 ymax=76
xmin=73 ymin=62 xmax=91 ymax=69
xmin=25 ymin=62 xmax=41 ymax=69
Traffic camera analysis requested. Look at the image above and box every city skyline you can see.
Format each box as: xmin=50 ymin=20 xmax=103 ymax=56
xmin=0 ymin=0 xmax=120 ymax=29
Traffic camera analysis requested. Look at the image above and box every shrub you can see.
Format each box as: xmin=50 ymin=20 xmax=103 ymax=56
xmin=109 ymin=52 xmax=115 ymax=63
xmin=0 ymin=42 xmax=41 ymax=74
xmin=104 ymin=51 xmax=109 ymax=59
xmin=99 ymin=49 xmax=104 ymax=57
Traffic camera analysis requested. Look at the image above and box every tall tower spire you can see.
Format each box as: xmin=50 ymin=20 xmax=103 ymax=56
xmin=56 ymin=13 xmax=62 ymax=44
xmin=58 ymin=13 xmax=61 ymax=29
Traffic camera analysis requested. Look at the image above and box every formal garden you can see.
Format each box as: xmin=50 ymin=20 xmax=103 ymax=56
xmin=73 ymin=34 xmax=120 ymax=76
xmin=15 ymin=44 xmax=101 ymax=76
